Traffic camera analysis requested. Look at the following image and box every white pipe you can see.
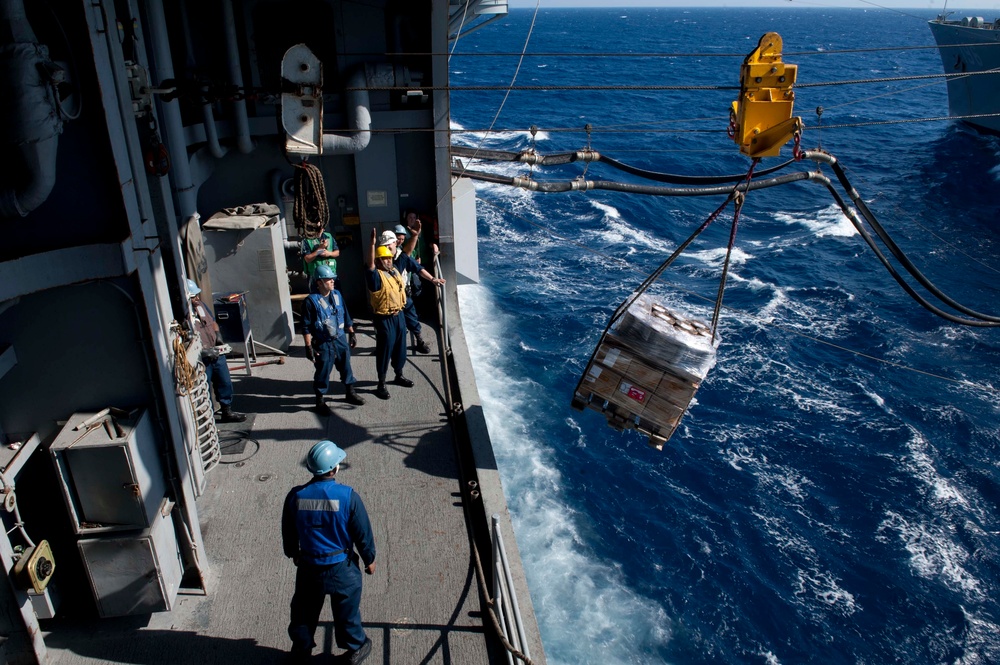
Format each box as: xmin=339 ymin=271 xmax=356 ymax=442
xmin=146 ymin=0 xmax=197 ymax=217
xmin=321 ymin=68 xmax=371 ymax=154
xmin=270 ymin=169 xmax=294 ymax=244
xmin=0 ymin=0 xmax=63 ymax=217
xmin=201 ymin=102 xmax=226 ymax=158
xmin=2 ymin=134 xmax=59 ymax=218
xmin=178 ymin=0 xmax=223 ymax=159
xmin=223 ymin=0 xmax=253 ymax=154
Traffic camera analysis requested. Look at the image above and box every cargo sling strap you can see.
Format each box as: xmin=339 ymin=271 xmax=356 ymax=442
xmin=572 ymin=158 xmax=760 ymax=401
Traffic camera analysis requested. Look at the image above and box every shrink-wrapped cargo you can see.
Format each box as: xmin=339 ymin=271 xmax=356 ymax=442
xmin=572 ymin=295 xmax=719 ymax=449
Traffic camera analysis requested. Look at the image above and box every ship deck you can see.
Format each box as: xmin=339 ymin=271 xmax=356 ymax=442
xmin=39 ymin=316 xmax=500 ymax=664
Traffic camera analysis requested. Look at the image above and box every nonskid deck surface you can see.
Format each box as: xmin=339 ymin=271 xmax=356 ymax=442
xmin=41 ymin=319 xmax=492 ymax=664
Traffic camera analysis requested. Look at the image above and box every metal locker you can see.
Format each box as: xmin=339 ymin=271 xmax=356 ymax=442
xmin=49 ymin=409 xmax=166 ymax=534
xmin=77 ymin=500 xmax=183 ymax=617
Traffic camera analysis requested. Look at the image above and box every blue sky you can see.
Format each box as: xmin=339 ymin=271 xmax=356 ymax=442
xmin=507 ymin=1 xmax=998 ymax=8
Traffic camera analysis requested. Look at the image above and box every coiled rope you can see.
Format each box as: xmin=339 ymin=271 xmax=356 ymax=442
xmin=172 ymin=325 xmax=197 ymax=395
xmin=293 ymin=162 xmax=329 ymax=240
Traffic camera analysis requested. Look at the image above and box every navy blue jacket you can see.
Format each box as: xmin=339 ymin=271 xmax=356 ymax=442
xmin=392 ymin=251 xmax=423 ymax=279
xmin=282 ymin=477 xmax=376 ymax=567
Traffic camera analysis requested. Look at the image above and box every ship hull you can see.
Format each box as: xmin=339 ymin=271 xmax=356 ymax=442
xmin=928 ymin=19 xmax=1000 ymax=135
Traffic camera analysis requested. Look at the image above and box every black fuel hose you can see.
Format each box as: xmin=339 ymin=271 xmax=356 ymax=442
xmin=598 ymin=153 xmax=796 ymax=185
xmin=451 ymin=146 xmax=797 ymax=184
xmin=453 ymin=167 xmax=812 ymax=196
xmin=808 ymin=171 xmax=1000 ymax=327
xmin=802 ymin=151 xmax=1000 ymax=324
xmin=454 ymin=155 xmax=1000 ymax=327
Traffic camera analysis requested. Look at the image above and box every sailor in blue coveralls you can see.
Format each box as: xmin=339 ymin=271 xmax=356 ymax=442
xmin=283 ymin=440 xmax=375 ymax=664
xmin=302 ymin=264 xmax=365 ymax=412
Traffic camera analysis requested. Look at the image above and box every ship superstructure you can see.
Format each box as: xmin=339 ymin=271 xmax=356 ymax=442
xmin=928 ymin=13 xmax=1000 ymax=134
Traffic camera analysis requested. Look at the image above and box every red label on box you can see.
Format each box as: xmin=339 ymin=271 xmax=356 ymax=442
xmin=622 ymin=383 xmax=647 ymax=403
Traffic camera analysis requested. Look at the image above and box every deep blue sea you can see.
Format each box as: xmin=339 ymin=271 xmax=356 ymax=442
xmin=451 ymin=7 xmax=1000 ymax=665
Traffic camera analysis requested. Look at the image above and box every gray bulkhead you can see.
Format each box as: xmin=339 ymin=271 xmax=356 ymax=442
xmin=0 ymin=1 xmax=513 ymax=662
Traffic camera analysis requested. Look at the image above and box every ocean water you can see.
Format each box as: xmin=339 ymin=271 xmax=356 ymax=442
xmin=451 ymin=7 xmax=1000 ymax=665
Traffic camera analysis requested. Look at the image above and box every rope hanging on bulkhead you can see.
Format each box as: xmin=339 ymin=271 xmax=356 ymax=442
xmin=172 ymin=326 xmax=197 ymax=395
xmin=293 ymin=161 xmax=329 ymax=239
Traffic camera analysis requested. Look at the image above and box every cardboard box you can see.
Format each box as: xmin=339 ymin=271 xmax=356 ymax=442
xmin=643 ymin=393 xmax=689 ymax=425
xmin=579 ymin=362 xmax=623 ymax=403
xmin=575 ymin=297 xmax=718 ymax=450
xmin=595 ymin=338 xmax=670 ymax=390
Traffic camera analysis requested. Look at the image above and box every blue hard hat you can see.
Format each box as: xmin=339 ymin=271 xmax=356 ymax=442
xmin=306 ymin=440 xmax=346 ymax=475
xmin=393 ymin=224 xmax=410 ymax=238
xmin=186 ymin=278 xmax=201 ymax=297
xmin=315 ymin=264 xmax=337 ymax=280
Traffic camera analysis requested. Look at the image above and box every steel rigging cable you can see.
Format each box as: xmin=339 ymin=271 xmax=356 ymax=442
xmin=453 ymin=146 xmax=1000 ymax=327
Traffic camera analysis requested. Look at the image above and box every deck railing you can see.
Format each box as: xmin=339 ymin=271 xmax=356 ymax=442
xmin=433 ymin=253 xmax=451 ymax=353
xmin=492 ymin=514 xmax=531 ymax=665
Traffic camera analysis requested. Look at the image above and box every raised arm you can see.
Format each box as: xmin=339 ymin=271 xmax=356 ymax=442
xmin=365 ymin=227 xmax=376 ymax=270
xmin=402 ymin=218 xmax=420 ymax=255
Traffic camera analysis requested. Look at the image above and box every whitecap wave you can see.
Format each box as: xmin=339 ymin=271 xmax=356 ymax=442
xmin=588 ymin=200 xmax=662 ymax=254
xmin=877 ymin=510 xmax=982 ymax=597
xmin=685 ymin=245 xmax=753 ymax=267
xmin=773 ymin=203 xmax=857 ymax=238
xmin=458 ymin=283 xmax=673 ymax=665
xmin=793 ymin=567 xmax=858 ymax=617
xmin=953 ymin=606 xmax=1000 ymax=664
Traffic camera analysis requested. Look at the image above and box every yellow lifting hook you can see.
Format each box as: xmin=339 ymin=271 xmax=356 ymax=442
xmin=730 ymin=32 xmax=803 ymax=158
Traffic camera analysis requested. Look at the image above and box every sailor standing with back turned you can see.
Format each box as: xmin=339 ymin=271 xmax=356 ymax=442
xmin=283 ymin=440 xmax=375 ymax=664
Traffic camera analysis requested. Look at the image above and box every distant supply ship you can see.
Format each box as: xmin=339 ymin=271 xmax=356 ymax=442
xmin=928 ymin=13 xmax=1000 ymax=134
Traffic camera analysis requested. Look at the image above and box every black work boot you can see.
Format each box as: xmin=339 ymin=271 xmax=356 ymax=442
xmin=346 ymin=637 xmax=372 ymax=665
xmin=414 ymin=335 xmax=430 ymax=354
xmin=315 ymin=396 xmax=332 ymax=416
xmin=393 ymin=374 xmax=414 ymax=388
xmin=345 ymin=385 xmax=365 ymax=406
xmin=287 ymin=645 xmax=311 ymax=664
xmin=218 ymin=404 xmax=247 ymax=423
xmin=374 ymin=383 xmax=390 ymax=400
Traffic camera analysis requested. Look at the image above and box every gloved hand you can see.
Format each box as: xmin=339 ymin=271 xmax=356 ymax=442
xmin=305 ymin=345 xmax=315 ymax=362
xmin=349 ymin=332 xmax=357 ymax=349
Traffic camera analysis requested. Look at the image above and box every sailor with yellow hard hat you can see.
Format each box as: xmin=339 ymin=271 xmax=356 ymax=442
xmin=365 ymin=228 xmax=410 ymax=399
